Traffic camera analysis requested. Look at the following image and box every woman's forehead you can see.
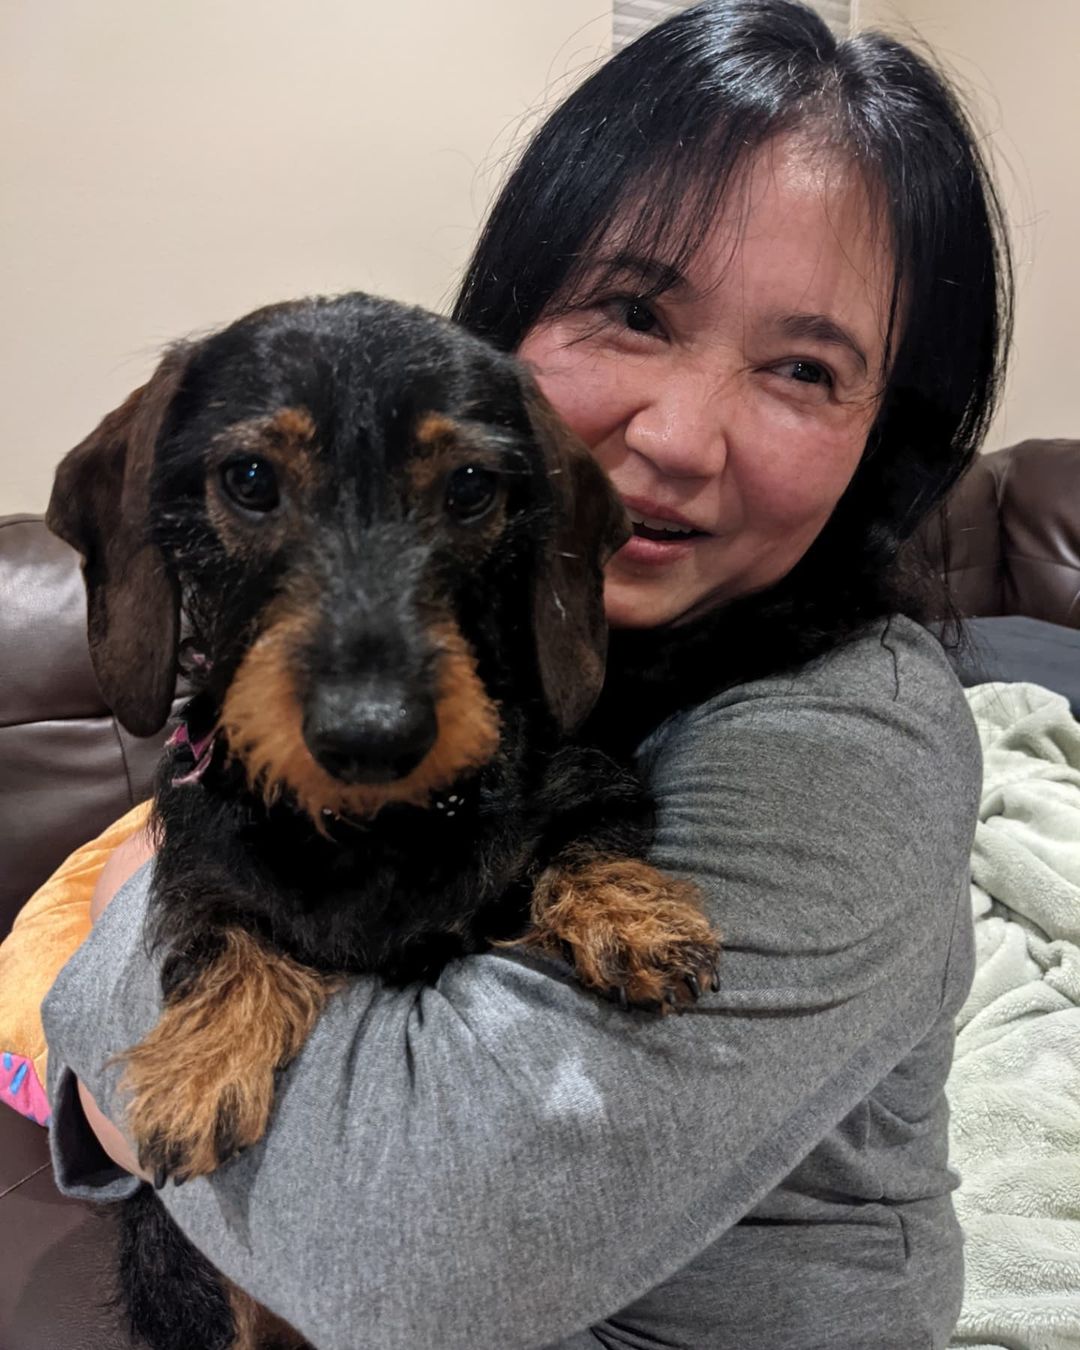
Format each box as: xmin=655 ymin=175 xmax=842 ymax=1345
xmin=596 ymin=134 xmax=894 ymax=361
xmin=604 ymin=136 xmax=885 ymax=276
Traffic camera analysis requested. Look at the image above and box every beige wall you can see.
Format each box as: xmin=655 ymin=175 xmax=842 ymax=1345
xmin=856 ymin=0 xmax=1080 ymax=452
xmin=0 ymin=1 xmax=610 ymax=514
xmin=6 ymin=3 xmax=1074 ymax=514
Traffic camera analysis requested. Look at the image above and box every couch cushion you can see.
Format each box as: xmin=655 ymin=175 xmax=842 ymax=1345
xmin=0 ymin=719 xmax=162 ymax=940
xmin=0 ymin=517 xmax=105 ymax=724
xmin=0 ymin=516 xmax=169 ymax=938
xmin=0 ymin=1107 xmax=132 ymax=1349
xmin=998 ymin=440 xmax=1080 ymax=626
xmin=920 ymin=450 xmax=1006 ymax=618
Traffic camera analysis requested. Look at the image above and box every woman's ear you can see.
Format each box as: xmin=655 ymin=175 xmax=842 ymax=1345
xmin=524 ymin=381 xmax=629 ymax=734
xmin=46 ymin=344 xmax=191 ymax=737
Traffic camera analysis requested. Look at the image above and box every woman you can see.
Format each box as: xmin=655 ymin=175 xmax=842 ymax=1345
xmin=42 ymin=2 xmax=1011 ymax=1346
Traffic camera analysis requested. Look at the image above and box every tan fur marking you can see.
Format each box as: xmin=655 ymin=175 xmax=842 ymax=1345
xmin=219 ymin=614 xmax=501 ymax=825
xmin=118 ymin=929 xmax=340 ymax=1180
xmin=415 ymin=411 xmax=459 ymax=448
xmin=516 ymin=856 xmax=721 ymax=1010
xmin=269 ymin=406 xmax=316 ymax=445
xmin=207 ymin=489 xmax=262 ymax=559
xmin=409 ymin=412 xmax=462 ymax=495
xmin=227 ymin=1281 xmax=309 ymax=1350
xmin=213 ymin=407 xmax=317 ymax=464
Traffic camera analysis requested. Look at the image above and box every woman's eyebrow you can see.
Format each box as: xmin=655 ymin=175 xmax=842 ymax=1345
xmin=771 ymin=312 xmax=869 ymax=374
xmin=594 ymin=253 xmax=687 ymax=295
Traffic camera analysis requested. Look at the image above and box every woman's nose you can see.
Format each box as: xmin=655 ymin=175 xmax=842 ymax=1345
xmin=622 ymin=370 xmax=729 ymax=480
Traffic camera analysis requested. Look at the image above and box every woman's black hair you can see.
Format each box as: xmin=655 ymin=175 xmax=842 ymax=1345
xmin=451 ymin=0 xmax=1012 ymax=727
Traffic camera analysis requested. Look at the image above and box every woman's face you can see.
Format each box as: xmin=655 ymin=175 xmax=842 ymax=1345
xmin=518 ymin=136 xmax=894 ymax=628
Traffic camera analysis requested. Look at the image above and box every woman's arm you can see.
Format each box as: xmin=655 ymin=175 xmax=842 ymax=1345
xmin=74 ymin=826 xmax=159 ymax=1179
xmin=89 ymin=825 xmax=157 ymax=924
xmin=43 ymin=620 xmax=981 ymax=1350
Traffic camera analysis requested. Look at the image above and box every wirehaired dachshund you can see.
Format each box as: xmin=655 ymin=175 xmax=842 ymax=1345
xmin=48 ymin=292 xmax=720 ymax=1350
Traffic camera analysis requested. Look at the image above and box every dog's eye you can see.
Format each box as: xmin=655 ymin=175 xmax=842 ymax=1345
xmin=221 ymin=457 xmax=280 ymax=513
xmin=444 ymin=465 xmax=499 ymax=524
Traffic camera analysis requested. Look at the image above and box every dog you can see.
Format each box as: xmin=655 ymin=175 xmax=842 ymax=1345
xmin=48 ymin=292 xmax=721 ymax=1349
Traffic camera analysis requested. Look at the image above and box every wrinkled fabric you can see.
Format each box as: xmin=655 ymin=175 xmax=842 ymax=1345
xmin=949 ymin=682 xmax=1080 ymax=1350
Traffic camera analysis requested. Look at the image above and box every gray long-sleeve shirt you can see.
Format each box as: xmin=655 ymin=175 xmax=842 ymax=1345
xmin=43 ymin=613 xmax=980 ymax=1349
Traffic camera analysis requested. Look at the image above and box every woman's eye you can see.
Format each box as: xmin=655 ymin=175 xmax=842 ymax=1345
xmin=444 ymin=465 xmax=500 ymax=524
xmin=591 ymin=295 xmax=662 ymax=337
xmin=777 ymin=359 xmax=833 ymax=389
xmin=621 ymin=299 xmax=658 ymax=334
xmin=221 ymin=456 xmax=280 ymax=512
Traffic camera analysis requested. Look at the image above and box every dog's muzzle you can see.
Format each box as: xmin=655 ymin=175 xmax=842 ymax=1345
xmin=219 ymin=610 xmax=500 ymax=822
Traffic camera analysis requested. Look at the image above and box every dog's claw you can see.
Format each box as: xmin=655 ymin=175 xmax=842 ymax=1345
xmin=613 ymin=939 xmax=721 ymax=1014
xmin=153 ymin=1165 xmax=167 ymax=1192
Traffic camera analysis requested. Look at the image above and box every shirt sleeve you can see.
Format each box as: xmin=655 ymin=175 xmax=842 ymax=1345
xmin=42 ymin=620 xmax=981 ymax=1350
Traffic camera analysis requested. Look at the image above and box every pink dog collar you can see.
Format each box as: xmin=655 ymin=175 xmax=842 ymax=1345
xmin=166 ymin=723 xmax=217 ymax=786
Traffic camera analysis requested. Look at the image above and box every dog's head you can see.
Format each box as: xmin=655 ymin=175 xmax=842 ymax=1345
xmin=47 ymin=294 xmax=628 ymax=822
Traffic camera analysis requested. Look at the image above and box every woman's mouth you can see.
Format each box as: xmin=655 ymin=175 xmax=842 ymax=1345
xmin=626 ymin=509 xmax=703 ymax=542
xmin=619 ymin=507 xmax=706 ymax=565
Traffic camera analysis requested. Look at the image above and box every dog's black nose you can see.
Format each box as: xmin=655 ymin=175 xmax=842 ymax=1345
xmin=304 ymin=679 xmax=438 ymax=784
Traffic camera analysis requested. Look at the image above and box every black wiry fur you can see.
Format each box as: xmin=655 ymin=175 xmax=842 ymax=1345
xmin=116 ymin=1188 xmax=235 ymax=1350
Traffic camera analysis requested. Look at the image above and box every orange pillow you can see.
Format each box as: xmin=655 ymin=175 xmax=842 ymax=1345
xmin=0 ymin=801 xmax=151 ymax=1124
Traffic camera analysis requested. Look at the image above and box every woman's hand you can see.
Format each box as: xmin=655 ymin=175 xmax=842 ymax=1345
xmin=77 ymin=825 xmax=158 ymax=1180
xmin=77 ymin=1077 xmax=150 ymax=1181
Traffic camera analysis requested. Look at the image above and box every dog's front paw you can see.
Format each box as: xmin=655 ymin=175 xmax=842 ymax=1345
xmin=122 ymin=1013 xmax=280 ymax=1187
xmin=130 ymin=1068 xmax=271 ymax=1187
xmin=115 ymin=929 xmax=340 ymax=1186
xmin=524 ymin=856 xmax=721 ymax=1012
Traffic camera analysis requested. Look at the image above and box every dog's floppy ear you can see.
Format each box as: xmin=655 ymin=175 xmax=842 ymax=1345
xmin=524 ymin=382 xmax=630 ymax=734
xmin=46 ymin=345 xmax=191 ymax=736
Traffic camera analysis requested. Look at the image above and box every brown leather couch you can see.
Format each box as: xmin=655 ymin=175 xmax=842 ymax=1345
xmin=2 ymin=437 xmax=1078 ymax=1349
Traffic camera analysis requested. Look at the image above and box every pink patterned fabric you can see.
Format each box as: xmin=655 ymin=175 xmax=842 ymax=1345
xmin=2 ymin=1050 xmax=50 ymax=1126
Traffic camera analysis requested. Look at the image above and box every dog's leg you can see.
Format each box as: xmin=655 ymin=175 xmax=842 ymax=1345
xmin=227 ymin=1281 xmax=312 ymax=1350
xmin=516 ymin=747 xmax=721 ymax=1010
xmin=117 ymin=1185 xmax=236 ymax=1350
xmin=116 ymin=929 xmax=341 ymax=1185
xmin=522 ymin=850 xmax=721 ymax=1010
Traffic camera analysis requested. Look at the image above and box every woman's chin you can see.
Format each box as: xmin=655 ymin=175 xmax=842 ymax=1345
xmin=602 ymin=533 xmax=735 ymax=630
xmin=602 ymin=572 xmax=695 ymax=631
xmin=602 ymin=558 xmax=749 ymax=629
